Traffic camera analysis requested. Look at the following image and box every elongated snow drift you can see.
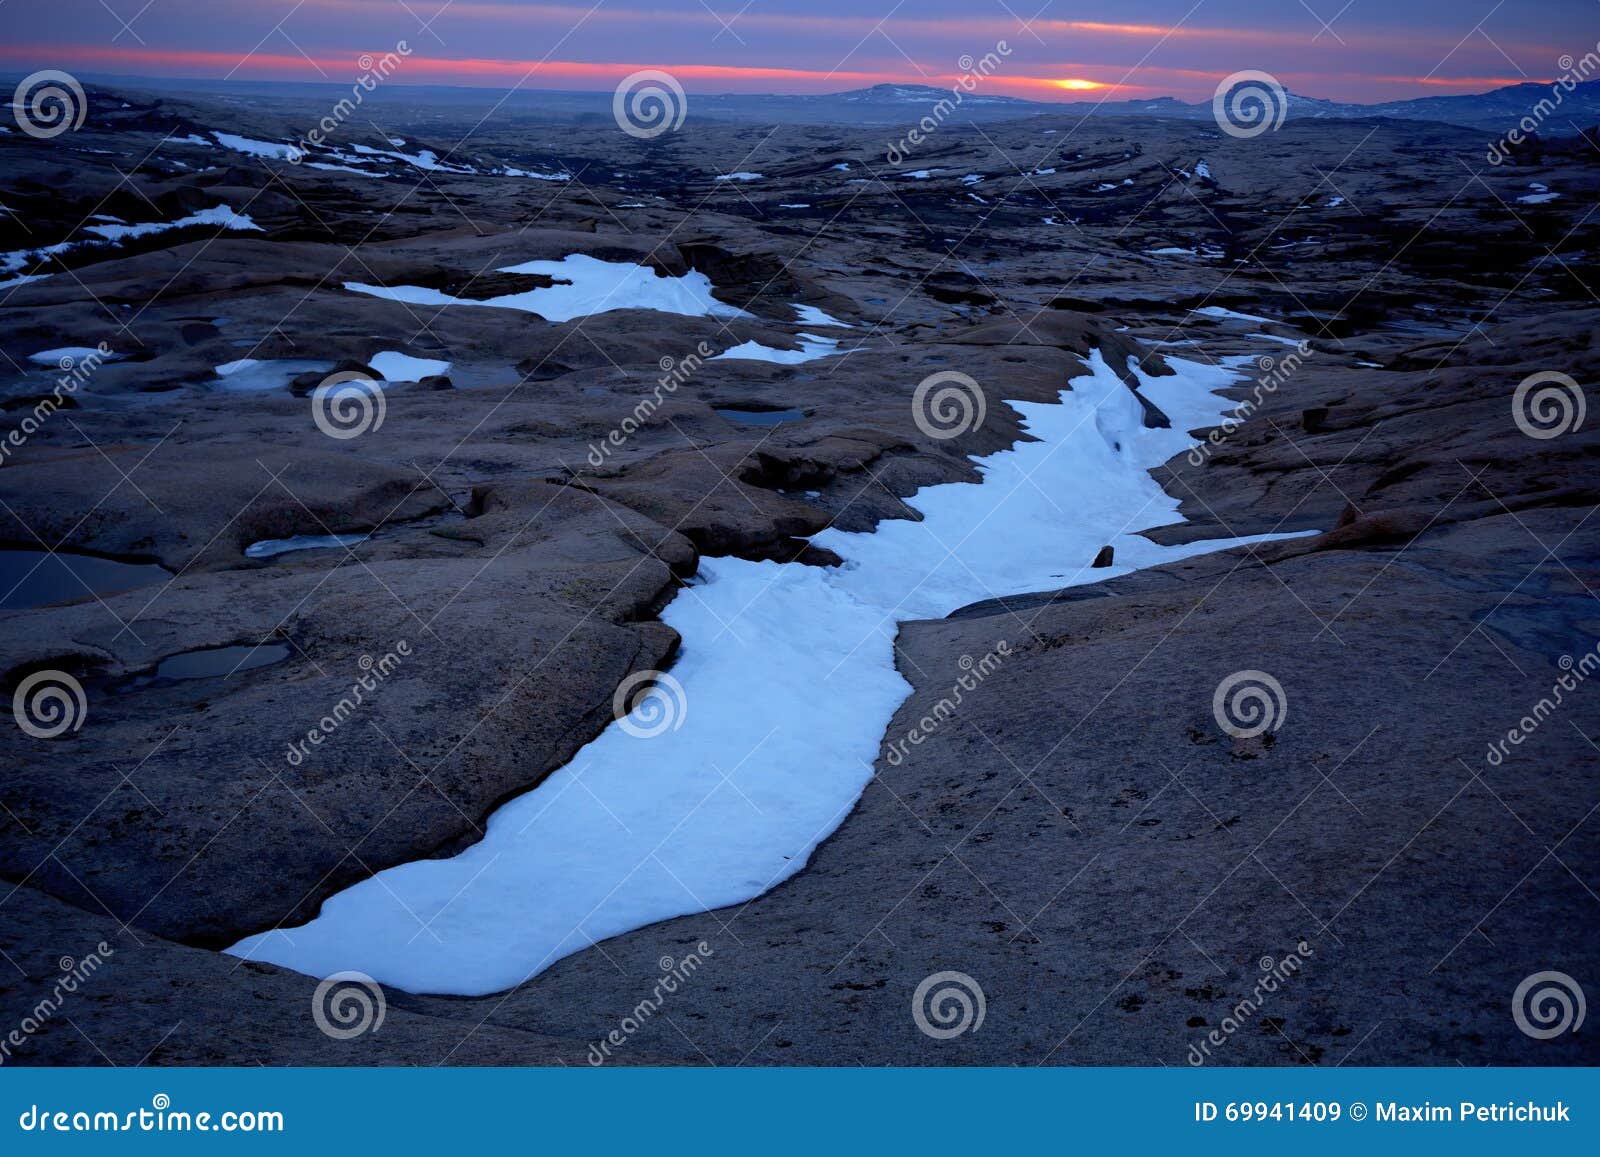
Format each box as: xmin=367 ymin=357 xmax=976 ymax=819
xmin=230 ymin=352 xmax=1310 ymax=995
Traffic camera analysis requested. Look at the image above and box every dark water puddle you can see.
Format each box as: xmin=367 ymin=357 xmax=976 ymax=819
xmin=1 ymin=549 xmax=169 ymax=611
xmin=447 ymin=362 xmax=523 ymax=389
xmin=157 ymin=643 xmax=290 ymax=680
xmin=716 ymin=407 xmax=805 ymax=426
xmin=113 ymin=642 xmax=291 ymax=693
xmin=1378 ymin=317 xmax=1470 ymax=339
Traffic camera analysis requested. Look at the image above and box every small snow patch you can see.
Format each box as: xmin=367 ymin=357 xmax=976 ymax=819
xmin=246 ymin=534 xmax=368 ymax=559
xmin=351 ymin=143 xmax=475 ymax=174
xmin=346 ymin=254 xmax=749 ymax=324
xmin=84 ymin=205 xmax=261 ymax=242
xmin=792 ymin=304 xmax=848 ymax=327
xmin=29 ymin=346 xmax=120 ymax=366
xmin=305 ymin=162 xmax=388 ymax=178
xmin=711 ymin=333 xmax=843 ymax=364
xmin=1193 ymin=305 xmax=1274 ymax=324
xmin=369 ymin=351 xmax=451 ymax=381
xmin=212 ymin=358 xmax=335 ymax=392
xmin=213 ymin=132 xmax=301 ymax=160
xmin=498 ymin=166 xmax=570 ymax=181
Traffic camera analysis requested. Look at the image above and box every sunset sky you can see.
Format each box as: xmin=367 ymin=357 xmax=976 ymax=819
xmin=0 ymin=0 xmax=1586 ymax=103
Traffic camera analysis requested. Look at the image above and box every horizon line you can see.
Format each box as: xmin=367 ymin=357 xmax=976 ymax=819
xmin=0 ymin=69 xmax=1558 ymax=109
xmin=0 ymin=46 xmax=1550 ymax=106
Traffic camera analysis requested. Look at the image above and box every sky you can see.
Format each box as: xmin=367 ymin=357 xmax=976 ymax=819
xmin=0 ymin=0 xmax=1589 ymax=103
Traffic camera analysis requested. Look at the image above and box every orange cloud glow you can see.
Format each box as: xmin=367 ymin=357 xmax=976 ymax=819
xmin=1387 ymin=74 xmax=1535 ymax=88
xmin=0 ymin=41 xmax=1556 ymax=106
xmin=0 ymin=44 xmax=1154 ymax=98
xmin=287 ymin=2 xmax=1554 ymax=59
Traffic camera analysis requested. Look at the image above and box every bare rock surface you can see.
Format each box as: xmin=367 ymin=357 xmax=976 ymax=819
xmin=2 ymin=81 xmax=1597 ymax=1066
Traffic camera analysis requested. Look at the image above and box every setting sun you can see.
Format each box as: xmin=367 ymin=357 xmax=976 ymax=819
xmin=1052 ymin=77 xmax=1108 ymax=90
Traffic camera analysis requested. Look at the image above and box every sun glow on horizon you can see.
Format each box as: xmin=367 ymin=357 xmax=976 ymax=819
xmin=1052 ymin=77 xmax=1108 ymax=91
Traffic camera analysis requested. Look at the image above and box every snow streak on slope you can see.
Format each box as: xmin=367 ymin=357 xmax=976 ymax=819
xmin=230 ymin=352 xmax=1311 ymax=995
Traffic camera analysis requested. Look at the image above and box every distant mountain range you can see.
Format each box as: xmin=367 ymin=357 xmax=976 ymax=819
xmin=29 ymin=71 xmax=1600 ymax=135
xmin=692 ymin=80 xmax=1600 ymax=133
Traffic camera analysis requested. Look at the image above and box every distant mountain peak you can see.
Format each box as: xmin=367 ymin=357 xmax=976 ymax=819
xmin=837 ymin=82 xmax=1029 ymax=105
xmin=678 ymin=76 xmax=1600 ymax=133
